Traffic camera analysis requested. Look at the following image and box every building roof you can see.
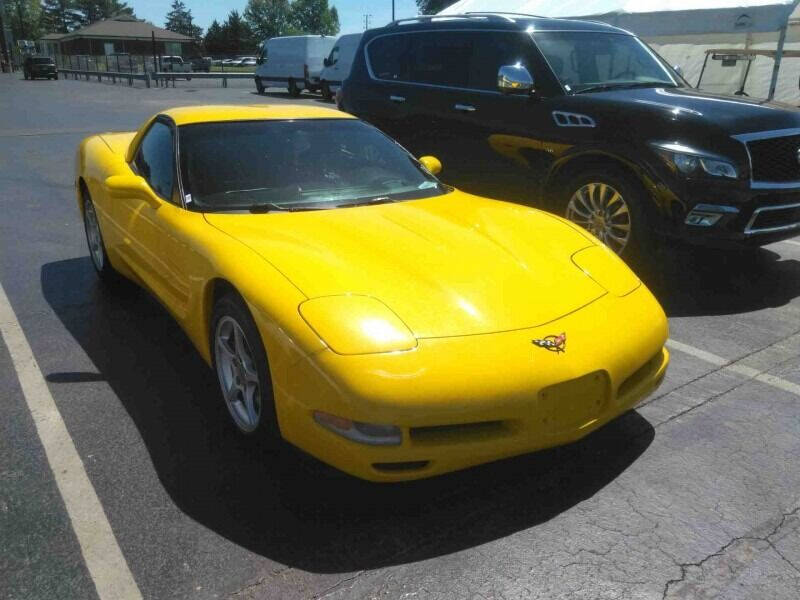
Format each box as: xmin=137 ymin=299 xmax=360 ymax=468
xmin=40 ymin=33 xmax=67 ymax=41
xmin=58 ymin=16 xmax=194 ymax=42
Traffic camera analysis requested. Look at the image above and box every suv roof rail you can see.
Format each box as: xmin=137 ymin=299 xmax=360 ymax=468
xmin=386 ymin=12 xmax=533 ymax=27
xmin=463 ymin=11 xmax=546 ymax=18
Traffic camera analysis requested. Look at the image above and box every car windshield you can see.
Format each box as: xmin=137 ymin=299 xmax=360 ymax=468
xmin=178 ymin=119 xmax=447 ymax=212
xmin=33 ymin=57 xmax=54 ymax=64
xmin=533 ymin=32 xmax=678 ymax=93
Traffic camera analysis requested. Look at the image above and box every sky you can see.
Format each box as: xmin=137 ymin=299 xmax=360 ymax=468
xmin=132 ymin=0 xmax=424 ymax=36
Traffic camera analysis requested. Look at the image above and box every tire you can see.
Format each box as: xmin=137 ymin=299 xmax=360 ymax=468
xmin=288 ymin=79 xmax=301 ymax=97
xmin=321 ymin=81 xmax=332 ymax=101
xmin=255 ymin=77 xmax=264 ymax=94
xmin=82 ymin=191 xmax=118 ymax=283
xmin=558 ymin=166 xmax=652 ymax=261
xmin=211 ymin=293 xmax=278 ymax=439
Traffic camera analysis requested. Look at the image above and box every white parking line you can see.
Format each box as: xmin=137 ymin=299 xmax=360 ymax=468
xmin=667 ymin=338 xmax=800 ymax=397
xmin=0 ymin=283 xmax=142 ymax=600
xmin=780 ymin=239 xmax=800 ymax=247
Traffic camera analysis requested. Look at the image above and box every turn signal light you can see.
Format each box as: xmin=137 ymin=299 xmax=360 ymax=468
xmin=313 ymin=411 xmax=402 ymax=446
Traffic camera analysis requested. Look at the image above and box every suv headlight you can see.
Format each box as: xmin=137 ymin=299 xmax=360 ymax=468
xmin=651 ymin=142 xmax=738 ymax=179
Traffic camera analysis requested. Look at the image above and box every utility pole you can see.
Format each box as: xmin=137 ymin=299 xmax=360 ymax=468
xmin=363 ymin=14 xmax=372 ymax=30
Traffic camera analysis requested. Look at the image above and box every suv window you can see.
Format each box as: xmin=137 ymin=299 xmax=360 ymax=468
xmin=368 ymin=34 xmax=409 ymax=81
xmin=134 ymin=121 xmax=176 ymax=201
xmin=407 ymin=32 xmax=472 ymax=88
xmin=468 ymin=32 xmax=536 ymax=91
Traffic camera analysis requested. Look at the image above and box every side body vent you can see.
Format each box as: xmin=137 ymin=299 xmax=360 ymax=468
xmin=552 ymin=111 xmax=596 ymax=128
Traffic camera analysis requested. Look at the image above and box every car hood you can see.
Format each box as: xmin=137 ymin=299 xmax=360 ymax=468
xmin=204 ymin=192 xmax=607 ymax=338
xmin=585 ymin=86 xmax=800 ymax=135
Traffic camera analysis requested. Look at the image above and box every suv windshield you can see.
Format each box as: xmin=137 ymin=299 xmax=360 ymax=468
xmin=178 ymin=119 xmax=446 ymax=212
xmin=32 ymin=57 xmax=54 ymax=64
xmin=534 ymin=32 xmax=678 ymax=93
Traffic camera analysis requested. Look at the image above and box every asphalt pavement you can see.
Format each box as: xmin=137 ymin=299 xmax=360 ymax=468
xmin=1 ymin=72 xmax=799 ymax=600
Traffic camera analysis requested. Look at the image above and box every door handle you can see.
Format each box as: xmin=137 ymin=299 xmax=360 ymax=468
xmin=454 ymin=103 xmax=476 ymax=112
xmin=389 ymin=95 xmax=405 ymax=103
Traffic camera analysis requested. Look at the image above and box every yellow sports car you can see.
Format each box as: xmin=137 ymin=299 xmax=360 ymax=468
xmin=76 ymin=105 xmax=669 ymax=481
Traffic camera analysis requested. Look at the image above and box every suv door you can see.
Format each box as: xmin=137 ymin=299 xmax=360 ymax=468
xmin=441 ymin=31 xmax=566 ymax=203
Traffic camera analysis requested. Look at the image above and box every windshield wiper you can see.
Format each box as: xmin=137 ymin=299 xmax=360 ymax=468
xmin=572 ymin=81 xmax=676 ymax=94
xmin=247 ymin=202 xmax=328 ymax=213
xmin=333 ymin=196 xmax=397 ymax=209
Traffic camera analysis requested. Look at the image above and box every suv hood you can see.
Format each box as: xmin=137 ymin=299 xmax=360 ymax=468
xmin=585 ymin=86 xmax=800 ymax=135
xmin=204 ymin=193 xmax=606 ymax=339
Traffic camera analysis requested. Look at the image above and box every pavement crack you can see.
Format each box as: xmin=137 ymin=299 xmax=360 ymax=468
xmin=661 ymin=505 xmax=800 ymax=599
xmin=227 ymin=567 xmax=293 ymax=598
xmin=312 ymin=571 xmax=366 ymax=599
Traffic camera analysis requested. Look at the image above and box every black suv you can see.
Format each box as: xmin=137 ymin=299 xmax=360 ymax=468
xmin=23 ymin=55 xmax=57 ymax=80
xmin=342 ymin=13 xmax=800 ymax=257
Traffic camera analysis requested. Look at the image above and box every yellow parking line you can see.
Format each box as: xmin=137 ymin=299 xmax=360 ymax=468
xmin=0 ymin=283 xmax=142 ymax=600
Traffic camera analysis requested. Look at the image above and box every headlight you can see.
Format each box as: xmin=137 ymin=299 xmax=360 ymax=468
xmin=299 ymin=295 xmax=417 ymax=355
xmin=651 ymin=142 xmax=738 ymax=179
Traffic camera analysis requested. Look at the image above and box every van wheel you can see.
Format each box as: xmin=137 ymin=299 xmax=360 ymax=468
xmin=559 ymin=167 xmax=651 ymax=260
xmin=255 ymin=77 xmax=264 ymax=93
xmin=211 ymin=293 xmax=279 ymax=439
xmin=288 ymin=79 xmax=301 ymax=97
xmin=321 ymin=82 xmax=332 ymax=101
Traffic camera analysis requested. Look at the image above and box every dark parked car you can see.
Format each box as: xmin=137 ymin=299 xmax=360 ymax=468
xmin=342 ymin=13 xmax=800 ymax=257
xmin=23 ymin=55 xmax=57 ymax=80
xmin=188 ymin=55 xmax=212 ymax=72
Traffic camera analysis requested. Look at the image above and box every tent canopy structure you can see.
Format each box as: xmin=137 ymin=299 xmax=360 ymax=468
xmin=439 ymin=0 xmax=800 ymax=101
xmin=439 ymin=1 xmax=797 ymax=36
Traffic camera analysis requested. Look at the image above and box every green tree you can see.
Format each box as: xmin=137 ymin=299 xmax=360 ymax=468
xmin=204 ymin=19 xmax=225 ymax=54
xmin=416 ymin=0 xmax=449 ymax=14
xmin=244 ymin=0 xmax=293 ymax=41
xmin=40 ymin=0 xmax=82 ymax=33
xmin=74 ymin=0 xmax=134 ymax=26
xmin=220 ymin=10 xmax=255 ymax=55
xmin=3 ymin=0 xmax=42 ymax=40
xmin=290 ymin=0 xmax=339 ymax=35
xmin=164 ymin=0 xmax=202 ymax=40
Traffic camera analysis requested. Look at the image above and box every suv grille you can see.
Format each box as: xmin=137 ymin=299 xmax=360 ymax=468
xmin=747 ymin=203 xmax=800 ymax=233
xmin=747 ymin=135 xmax=800 ymax=182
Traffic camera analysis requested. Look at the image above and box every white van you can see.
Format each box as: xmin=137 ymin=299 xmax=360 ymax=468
xmin=255 ymin=35 xmax=336 ymax=97
xmin=318 ymin=33 xmax=363 ymax=100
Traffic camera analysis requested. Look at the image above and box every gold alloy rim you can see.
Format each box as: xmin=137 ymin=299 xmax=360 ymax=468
xmin=214 ymin=315 xmax=262 ymax=433
xmin=566 ymin=182 xmax=632 ymax=254
xmin=84 ymin=201 xmax=105 ymax=271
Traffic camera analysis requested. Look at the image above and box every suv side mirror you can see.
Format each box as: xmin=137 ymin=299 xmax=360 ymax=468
xmin=323 ymin=58 xmax=331 ymax=67
xmin=497 ymin=64 xmax=534 ymax=95
xmin=257 ymin=57 xmax=264 ymax=65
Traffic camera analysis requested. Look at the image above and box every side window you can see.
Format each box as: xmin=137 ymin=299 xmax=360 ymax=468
xmin=407 ymin=32 xmax=471 ymax=88
xmin=367 ymin=34 xmax=409 ymax=80
xmin=134 ymin=121 xmax=176 ymax=201
xmin=469 ymin=32 xmax=537 ymax=91
xmin=329 ymin=46 xmax=339 ymax=65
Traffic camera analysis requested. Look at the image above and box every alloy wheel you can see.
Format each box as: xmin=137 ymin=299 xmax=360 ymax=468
xmin=566 ymin=182 xmax=632 ymax=254
xmin=214 ymin=315 xmax=262 ymax=433
xmin=84 ymin=201 xmax=105 ymax=271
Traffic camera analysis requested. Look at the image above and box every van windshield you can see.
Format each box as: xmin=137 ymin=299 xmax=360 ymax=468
xmin=533 ymin=31 xmax=678 ymax=93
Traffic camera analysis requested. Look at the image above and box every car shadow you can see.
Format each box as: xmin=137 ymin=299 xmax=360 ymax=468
xmin=41 ymin=257 xmax=654 ymax=573
xmin=636 ymin=244 xmax=800 ymax=318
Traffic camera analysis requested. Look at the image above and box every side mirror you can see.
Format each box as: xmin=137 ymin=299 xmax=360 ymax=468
xmin=257 ymin=57 xmax=264 ymax=65
xmin=498 ymin=64 xmax=534 ymax=95
xmin=323 ymin=58 xmax=331 ymax=67
xmin=104 ymin=175 xmax=160 ymax=205
xmin=419 ymin=155 xmax=442 ymax=176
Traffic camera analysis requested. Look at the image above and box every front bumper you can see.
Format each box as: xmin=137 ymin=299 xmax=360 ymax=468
xmin=272 ymin=285 xmax=669 ymax=482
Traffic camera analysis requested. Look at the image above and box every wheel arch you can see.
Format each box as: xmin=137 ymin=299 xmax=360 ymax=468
xmin=544 ymin=151 xmax=659 ymax=214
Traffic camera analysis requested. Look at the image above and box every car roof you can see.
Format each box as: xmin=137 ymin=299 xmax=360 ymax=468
xmin=371 ymin=12 xmax=629 ymax=35
xmin=161 ymin=104 xmax=356 ymax=126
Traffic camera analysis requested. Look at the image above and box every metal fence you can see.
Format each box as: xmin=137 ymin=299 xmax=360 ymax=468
xmin=55 ymin=54 xmax=256 ymax=75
